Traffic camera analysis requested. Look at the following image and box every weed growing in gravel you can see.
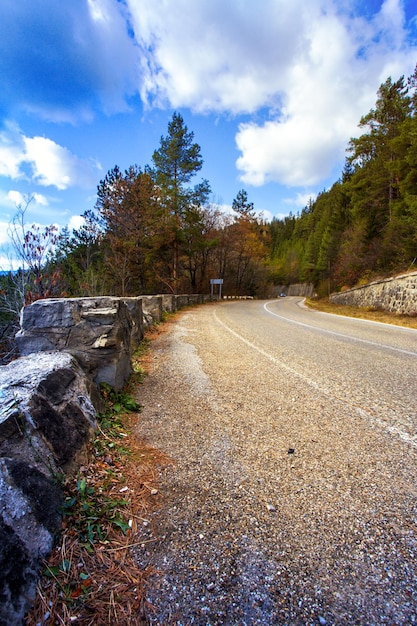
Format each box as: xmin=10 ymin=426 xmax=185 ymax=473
xmin=61 ymin=475 xmax=130 ymax=551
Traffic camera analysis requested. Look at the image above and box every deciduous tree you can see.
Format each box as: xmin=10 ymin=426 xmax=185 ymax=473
xmin=8 ymin=196 xmax=60 ymax=300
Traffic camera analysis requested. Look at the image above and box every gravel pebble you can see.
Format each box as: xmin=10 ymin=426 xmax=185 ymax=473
xmin=134 ymin=303 xmax=417 ymax=625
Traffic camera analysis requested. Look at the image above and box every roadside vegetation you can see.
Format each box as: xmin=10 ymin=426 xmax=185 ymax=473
xmin=305 ymin=298 xmax=417 ymax=329
xmin=25 ymin=326 xmax=170 ymax=626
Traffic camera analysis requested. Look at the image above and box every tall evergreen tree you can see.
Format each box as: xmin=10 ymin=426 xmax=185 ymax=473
xmin=152 ymin=112 xmax=211 ymax=291
xmin=232 ymin=189 xmax=256 ymax=220
xmin=347 ymin=76 xmax=411 ymax=239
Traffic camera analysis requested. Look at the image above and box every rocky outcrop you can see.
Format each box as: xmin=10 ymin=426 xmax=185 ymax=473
xmin=0 ymin=352 xmax=96 ymax=626
xmin=330 ymin=271 xmax=417 ymax=315
xmin=15 ymin=297 xmax=133 ymax=391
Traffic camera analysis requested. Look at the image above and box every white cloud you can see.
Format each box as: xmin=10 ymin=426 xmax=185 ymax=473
xmin=24 ymin=136 xmax=72 ymax=189
xmin=0 ymin=222 xmax=10 ymax=246
xmin=258 ymin=209 xmax=274 ymax=223
xmin=211 ymin=201 xmax=272 ymax=223
xmin=7 ymin=190 xmax=48 ymax=208
xmin=68 ymin=214 xmax=86 ymax=231
xmin=0 ymin=123 xmax=25 ymax=179
xmin=130 ymin=0 xmax=303 ymax=113
xmin=7 ymin=190 xmax=26 ymax=206
xmin=0 ymin=253 xmax=18 ymax=272
xmin=235 ymin=0 xmax=417 ymax=187
xmin=129 ymin=0 xmax=417 ymax=188
xmin=212 ymin=202 xmax=234 ymax=216
xmin=33 ymin=192 xmax=48 ymax=206
xmin=284 ymin=192 xmax=318 ymax=210
xmin=0 ymin=126 xmax=101 ymax=190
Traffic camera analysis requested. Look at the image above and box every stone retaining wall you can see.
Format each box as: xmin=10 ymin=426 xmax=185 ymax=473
xmin=0 ymin=292 xmax=206 ymax=625
xmin=329 ymin=271 xmax=417 ymax=315
xmin=287 ymin=283 xmax=316 ymax=297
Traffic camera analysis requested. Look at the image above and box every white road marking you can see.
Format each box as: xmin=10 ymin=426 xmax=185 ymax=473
xmin=213 ymin=308 xmax=417 ymax=449
xmin=213 ymin=308 xmax=322 ymax=391
xmin=263 ymin=302 xmax=417 ymax=358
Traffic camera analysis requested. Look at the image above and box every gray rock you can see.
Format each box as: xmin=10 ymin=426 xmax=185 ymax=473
xmin=188 ymin=294 xmax=203 ymax=305
xmin=162 ymin=294 xmax=177 ymax=313
xmin=0 ymin=458 xmax=63 ymax=626
xmin=122 ymin=297 xmax=144 ymax=350
xmin=0 ymin=351 xmax=96 ymax=470
xmin=175 ymin=295 xmax=190 ymax=309
xmin=0 ymin=351 xmax=95 ymax=625
xmin=15 ymin=297 xmax=133 ymax=390
xmin=141 ymin=295 xmax=163 ymax=327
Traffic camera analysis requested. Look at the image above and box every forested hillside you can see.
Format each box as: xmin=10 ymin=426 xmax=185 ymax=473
xmin=269 ymin=68 xmax=417 ymax=295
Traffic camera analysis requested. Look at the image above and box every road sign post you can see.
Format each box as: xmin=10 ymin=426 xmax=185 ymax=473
xmin=210 ymin=278 xmax=223 ymax=300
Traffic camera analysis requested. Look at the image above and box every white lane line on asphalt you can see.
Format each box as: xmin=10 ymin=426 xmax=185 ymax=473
xmin=213 ymin=308 xmax=417 ymax=449
xmin=213 ymin=308 xmax=322 ymax=391
xmin=263 ymin=302 xmax=417 ymax=358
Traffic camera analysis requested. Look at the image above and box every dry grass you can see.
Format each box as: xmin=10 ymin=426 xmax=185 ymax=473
xmin=25 ymin=326 xmax=173 ymax=626
xmin=305 ymin=298 xmax=417 ymax=329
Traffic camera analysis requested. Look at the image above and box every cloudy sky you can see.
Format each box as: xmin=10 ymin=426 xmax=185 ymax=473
xmin=0 ymin=0 xmax=416 ymax=265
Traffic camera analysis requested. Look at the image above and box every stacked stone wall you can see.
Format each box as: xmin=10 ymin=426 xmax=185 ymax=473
xmin=0 ymin=292 xmax=206 ymax=624
xmin=329 ymin=271 xmax=417 ymax=315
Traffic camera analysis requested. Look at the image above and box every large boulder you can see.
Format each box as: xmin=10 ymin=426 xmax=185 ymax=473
xmin=0 ymin=351 xmax=96 ymax=476
xmin=15 ymin=297 xmax=133 ymax=390
xmin=0 ymin=351 xmax=96 ymax=625
xmin=0 ymin=459 xmax=63 ymax=626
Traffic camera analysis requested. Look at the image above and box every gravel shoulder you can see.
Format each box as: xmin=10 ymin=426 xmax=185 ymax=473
xmin=133 ymin=303 xmax=417 ymax=625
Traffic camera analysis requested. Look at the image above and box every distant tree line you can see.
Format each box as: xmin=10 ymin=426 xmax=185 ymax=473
xmin=1 ymin=69 xmax=417 ymax=359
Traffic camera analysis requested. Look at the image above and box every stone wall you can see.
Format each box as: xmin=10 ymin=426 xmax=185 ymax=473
xmin=15 ymin=296 xmax=134 ymax=393
xmin=329 ymin=271 xmax=417 ymax=315
xmin=0 ymin=292 xmax=205 ymax=625
xmin=287 ymin=283 xmax=316 ymax=297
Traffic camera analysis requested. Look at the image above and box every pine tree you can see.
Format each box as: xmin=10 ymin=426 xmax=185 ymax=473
xmin=152 ymin=112 xmax=210 ymax=292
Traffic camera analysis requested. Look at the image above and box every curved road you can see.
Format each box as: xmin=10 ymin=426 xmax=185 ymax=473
xmin=218 ymin=297 xmax=417 ymax=447
xmin=136 ymin=298 xmax=417 ymax=625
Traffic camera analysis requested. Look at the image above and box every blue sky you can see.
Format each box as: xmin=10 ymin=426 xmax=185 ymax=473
xmin=1 ymin=0 xmax=416 ymax=267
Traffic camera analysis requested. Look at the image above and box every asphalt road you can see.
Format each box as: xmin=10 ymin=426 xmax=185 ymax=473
xmin=136 ymin=298 xmax=417 ymax=625
xmin=218 ymin=297 xmax=417 ymax=448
